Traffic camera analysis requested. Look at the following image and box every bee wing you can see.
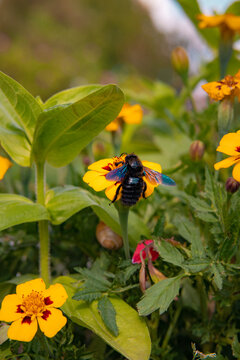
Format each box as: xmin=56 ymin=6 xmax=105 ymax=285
xmin=143 ymin=167 xmax=176 ymax=186
xmin=105 ymin=164 xmax=128 ymax=181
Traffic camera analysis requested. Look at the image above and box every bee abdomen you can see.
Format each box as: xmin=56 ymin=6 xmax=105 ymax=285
xmin=121 ymin=177 xmax=144 ymax=206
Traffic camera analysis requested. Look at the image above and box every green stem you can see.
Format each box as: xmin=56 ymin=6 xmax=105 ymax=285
xmin=111 ymin=131 xmax=121 ymax=155
xmin=162 ymin=303 xmax=182 ymax=350
xmin=36 ymin=162 xmax=50 ymax=286
xmin=219 ymin=38 xmax=233 ymax=78
xmin=115 ymin=202 xmax=130 ymax=259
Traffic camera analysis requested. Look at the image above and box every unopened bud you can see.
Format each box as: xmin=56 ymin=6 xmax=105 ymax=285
xmin=139 ymin=262 xmax=151 ymax=293
xmin=148 ymin=259 xmax=166 ymax=284
xmin=96 ymin=221 xmax=123 ymax=250
xmin=171 ymin=46 xmax=189 ymax=79
xmin=189 ymin=140 xmax=205 ymax=161
xmin=225 ymin=177 xmax=240 ymax=194
xmin=82 ymin=155 xmax=91 ymax=167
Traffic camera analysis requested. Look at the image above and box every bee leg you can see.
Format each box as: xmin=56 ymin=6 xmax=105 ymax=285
xmin=111 ymin=184 xmax=122 ymax=204
xmin=142 ymin=181 xmax=147 ymax=199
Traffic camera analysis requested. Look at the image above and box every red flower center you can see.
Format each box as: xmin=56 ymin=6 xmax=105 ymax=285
xmin=235 ymin=146 xmax=240 ymax=152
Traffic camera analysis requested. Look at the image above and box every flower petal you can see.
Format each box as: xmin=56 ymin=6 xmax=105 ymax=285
xmin=83 ymin=171 xmax=113 ymax=191
xmin=142 ymin=178 xmax=155 ymax=198
xmin=0 ymin=156 xmax=12 ymax=181
xmin=197 ymin=14 xmax=224 ymax=28
xmin=232 ymin=161 xmax=240 ymax=182
xmin=105 ymin=119 xmax=119 ymax=132
xmin=105 ymin=183 xmax=122 ymax=201
xmin=121 ymin=104 xmax=143 ymax=125
xmin=16 ymin=278 xmax=46 ymax=298
xmin=0 ymin=294 xmax=23 ymax=322
xmin=8 ymin=317 xmax=38 ymax=342
xmin=132 ymin=240 xmax=159 ymax=264
xmin=142 ymin=161 xmax=162 ymax=173
xmin=214 ymin=156 xmax=239 ymax=171
xmin=43 ymin=284 xmax=68 ymax=308
xmin=88 ymin=158 xmax=114 ymax=171
xmin=217 ymin=132 xmax=240 ymax=156
xmin=38 ymin=308 xmax=67 ymax=338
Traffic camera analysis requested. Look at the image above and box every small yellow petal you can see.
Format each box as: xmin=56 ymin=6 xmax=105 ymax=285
xmin=43 ymin=284 xmax=68 ymax=308
xmin=121 ymin=104 xmax=143 ymax=125
xmin=105 ymin=183 xmax=122 ymax=201
xmin=105 ymin=119 xmax=119 ymax=132
xmin=143 ymin=179 xmax=155 ymax=198
xmin=88 ymin=158 xmax=113 ymax=171
xmin=142 ymin=161 xmax=162 ymax=173
xmin=16 ymin=278 xmax=46 ymax=298
xmin=232 ymin=161 xmax=240 ymax=181
xmin=83 ymin=171 xmax=113 ymax=191
xmin=0 ymin=156 xmax=12 ymax=181
xmin=8 ymin=318 xmax=38 ymax=342
xmin=214 ymin=156 xmax=238 ymax=171
xmin=38 ymin=308 xmax=67 ymax=338
xmin=216 ymin=132 xmax=240 ymax=156
xmin=0 ymin=294 xmax=23 ymax=322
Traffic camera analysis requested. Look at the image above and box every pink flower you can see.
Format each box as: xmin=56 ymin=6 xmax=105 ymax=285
xmin=132 ymin=240 xmax=159 ymax=264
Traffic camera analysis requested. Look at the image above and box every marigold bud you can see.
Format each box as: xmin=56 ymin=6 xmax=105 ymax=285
xmin=189 ymin=140 xmax=205 ymax=161
xmin=225 ymin=177 xmax=240 ymax=194
xmin=96 ymin=221 xmax=123 ymax=250
xmin=171 ymin=46 xmax=189 ymax=78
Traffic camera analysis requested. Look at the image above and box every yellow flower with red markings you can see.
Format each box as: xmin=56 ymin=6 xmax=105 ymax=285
xmin=0 ymin=278 xmax=68 ymax=342
xmin=0 ymin=156 xmax=12 ymax=180
xmin=197 ymin=13 xmax=240 ymax=39
xmin=214 ymin=130 xmax=240 ymax=181
xmin=202 ymin=71 xmax=240 ymax=101
xmin=83 ymin=153 xmax=175 ymax=205
xmin=105 ymin=103 xmax=143 ymax=132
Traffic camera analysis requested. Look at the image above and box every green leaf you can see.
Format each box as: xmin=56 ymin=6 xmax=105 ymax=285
xmin=0 ymin=323 xmax=9 ymax=345
xmin=226 ymin=1 xmax=240 ymax=15
xmin=137 ymin=275 xmax=183 ymax=316
xmin=43 ymin=85 xmax=102 ymax=109
xmin=176 ymin=0 xmax=218 ymax=48
xmin=211 ymin=263 xmax=223 ymax=290
xmin=183 ymin=259 xmax=210 ymax=273
xmin=155 ymin=240 xmax=185 ymax=267
xmin=196 ymin=212 xmax=218 ymax=223
xmin=174 ymin=215 xmax=204 ymax=258
xmin=32 ymin=85 xmax=124 ymax=167
xmin=232 ymin=334 xmax=240 ymax=358
xmin=46 ymin=186 xmax=150 ymax=247
xmin=0 ymin=194 xmax=49 ymax=231
xmin=73 ymin=289 xmax=103 ymax=302
xmin=0 ymin=71 xmax=42 ymax=166
xmin=98 ymin=296 xmax=119 ymax=337
xmin=55 ymin=276 xmax=151 ymax=360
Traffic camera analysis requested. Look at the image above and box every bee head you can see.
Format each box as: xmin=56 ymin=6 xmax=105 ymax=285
xmin=125 ymin=153 xmax=143 ymax=173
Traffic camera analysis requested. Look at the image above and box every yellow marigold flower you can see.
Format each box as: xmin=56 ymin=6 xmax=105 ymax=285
xmin=83 ymin=153 xmax=174 ymax=204
xmin=202 ymin=71 xmax=240 ymax=101
xmin=197 ymin=13 xmax=240 ymax=37
xmin=105 ymin=103 xmax=143 ymax=132
xmin=214 ymin=130 xmax=240 ymax=181
xmin=0 ymin=155 xmax=12 ymax=180
xmin=0 ymin=278 xmax=68 ymax=342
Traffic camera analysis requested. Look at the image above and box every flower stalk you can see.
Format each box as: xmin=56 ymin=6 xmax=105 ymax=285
xmin=36 ymin=161 xmax=50 ymax=287
xmin=115 ymin=202 xmax=130 ymax=259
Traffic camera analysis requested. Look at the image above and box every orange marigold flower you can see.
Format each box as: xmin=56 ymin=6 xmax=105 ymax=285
xmin=214 ymin=130 xmax=240 ymax=181
xmin=0 ymin=278 xmax=68 ymax=342
xmin=105 ymin=103 xmax=143 ymax=132
xmin=0 ymin=156 xmax=12 ymax=180
xmin=197 ymin=13 xmax=240 ymax=38
xmin=202 ymin=71 xmax=240 ymax=101
xmin=83 ymin=153 xmax=175 ymax=205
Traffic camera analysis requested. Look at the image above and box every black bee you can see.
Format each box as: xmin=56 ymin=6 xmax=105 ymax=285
xmin=106 ymin=153 xmax=175 ymax=206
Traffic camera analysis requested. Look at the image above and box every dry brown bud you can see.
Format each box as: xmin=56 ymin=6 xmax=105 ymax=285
xmin=189 ymin=140 xmax=205 ymax=161
xmin=225 ymin=177 xmax=240 ymax=194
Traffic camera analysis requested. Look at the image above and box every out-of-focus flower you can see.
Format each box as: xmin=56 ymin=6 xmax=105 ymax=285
xmin=197 ymin=13 xmax=240 ymax=40
xmin=202 ymin=71 xmax=240 ymax=102
xmin=105 ymin=103 xmax=143 ymax=132
xmin=214 ymin=130 xmax=240 ymax=181
xmin=225 ymin=177 xmax=240 ymax=193
xmin=96 ymin=221 xmax=123 ymax=250
xmin=83 ymin=154 xmax=166 ymax=203
xmin=189 ymin=140 xmax=205 ymax=161
xmin=132 ymin=240 xmax=159 ymax=264
xmin=0 ymin=278 xmax=68 ymax=342
xmin=171 ymin=46 xmax=189 ymax=79
xmin=0 ymin=156 xmax=12 ymax=180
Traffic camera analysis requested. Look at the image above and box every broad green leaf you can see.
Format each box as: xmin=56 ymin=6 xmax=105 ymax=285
xmin=211 ymin=264 xmax=223 ymax=290
xmin=183 ymin=259 xmax=210 ymax=273
xmin=174 ymin=215 xmax=204 ymax=258
xmin=195 ymin=212 xmax=218 ymax=223
xmin=176 ymin=0 xmax=218 ymax=48
xmin=98 ymin=296 xmax=119 ymax=337
xmin=45 ymin=186 xmax=151 ymax=247
xmin=0 ymin=71 xmax=42 ymax=166
xmin=55 ymin=276 xmax=151 ymax=360
xmin=137 ymin=275 xmax=183 ymax=316
xmin=0 ymin=194 xmax=49 ymax=231
xmin=43 ymin=85 xmax=102 ymax=109
xmin=155 ymin=240 xmax=185 ymax=267
xmin=32 ymin=85 xmax=124 ymax=167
